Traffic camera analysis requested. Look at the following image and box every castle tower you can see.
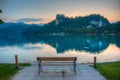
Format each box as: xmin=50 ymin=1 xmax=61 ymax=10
xmin=99 ymin=19 xmax=103 ymax=27
xmin=56 ymin=14 xmax=65 ymax=25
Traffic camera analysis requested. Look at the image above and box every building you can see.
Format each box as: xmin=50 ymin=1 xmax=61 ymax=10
xmin=56 ymin=14 xmax=65 ymax=25
xmin=90 ymin=19 xmax=104 ymax=27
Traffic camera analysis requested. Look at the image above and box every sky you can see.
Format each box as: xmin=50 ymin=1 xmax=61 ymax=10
xmin=0 ymin=0 xmax=120 ymax=24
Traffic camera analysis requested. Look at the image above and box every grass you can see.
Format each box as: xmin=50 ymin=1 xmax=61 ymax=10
xmin=95 ymin=62 xmax=120 ymax=80
xmin=0 ymin=63 xmax=30 ymax=80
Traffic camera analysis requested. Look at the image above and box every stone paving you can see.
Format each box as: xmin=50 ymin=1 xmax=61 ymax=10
xmin=12 ymin=63 xmax=106 ymax=80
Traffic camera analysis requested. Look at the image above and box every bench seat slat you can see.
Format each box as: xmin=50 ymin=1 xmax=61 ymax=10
xmin=37 ymin=57 xmax=76 ymax=61
xmin=40 ymin=62 xmax=74 ymax=66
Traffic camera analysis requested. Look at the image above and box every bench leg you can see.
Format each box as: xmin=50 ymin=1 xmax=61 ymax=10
xmin=40 ymin=65 xmax=42 ymax=72
xmin=38 ymin=61 xmax=42 ymax=75
xmin=74 ymin=67 xmax=76 ymax=75
xmin=73 ymin=64 xmax=76 ymax=75
xmin=38 ymin=65 xmax=42 ymax=75
xmin=38 ymin=62 xmax=40 ymax=74
xmin=38 ymin=67 xmax=40 ymax=74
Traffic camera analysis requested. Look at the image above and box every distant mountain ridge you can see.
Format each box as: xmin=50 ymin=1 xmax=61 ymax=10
xmin=0 ymin=14 xmax=120 ymax=35
xmin=23 ymin=14 xmax=119 ymax=35
xmin=0 ymin=22 xmax=42 ymax=35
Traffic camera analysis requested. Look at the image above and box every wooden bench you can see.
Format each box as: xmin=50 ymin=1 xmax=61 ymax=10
xmin=37 ymin=57 xmax=77 ymax=75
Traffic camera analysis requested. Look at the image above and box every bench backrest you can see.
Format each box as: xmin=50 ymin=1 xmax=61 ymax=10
xmin=37 ymin=57 xmax=77 ymax=62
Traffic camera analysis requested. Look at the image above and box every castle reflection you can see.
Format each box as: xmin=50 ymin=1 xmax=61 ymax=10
xmin=0 ymin=35 xmax=119 ymax=54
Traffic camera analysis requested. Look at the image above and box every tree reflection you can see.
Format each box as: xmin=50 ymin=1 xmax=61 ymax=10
xmin=0 ymin=35 xmax=120 ymax=54
xmin=24 ymin=35 xmax=110 ymax=54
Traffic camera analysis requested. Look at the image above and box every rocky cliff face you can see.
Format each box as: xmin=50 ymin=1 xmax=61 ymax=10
xmin=55 ymin=14 xmax=110 ymax=27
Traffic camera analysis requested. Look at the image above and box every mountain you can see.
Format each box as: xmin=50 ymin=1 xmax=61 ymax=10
xmin=0 ymin=14 xmax=119 ymax=36
xmin=23 ymin=14 xmax=112 ymax=35
xmin=0 ymin=22 xmax=41 ymax=36
xmin=55 ymin=14 xmax=110 ymax=27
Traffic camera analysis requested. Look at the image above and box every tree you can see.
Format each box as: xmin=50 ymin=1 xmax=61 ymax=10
xmin=0 ymin=9 xmax=2 ymax=13
xmin=0 ymin=9 xmax=4 ymax=24
xmin=116 ymin=21 xmax=120 ymax=34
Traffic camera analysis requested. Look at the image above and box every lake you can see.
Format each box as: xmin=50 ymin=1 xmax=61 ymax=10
xmin=0 ymin=35 xmax=120 ymax=63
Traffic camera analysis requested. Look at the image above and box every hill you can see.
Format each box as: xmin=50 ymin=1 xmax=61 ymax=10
xmin=0 ymin=22 xmax=41 ymax=36
xmin=0 ymin=14 xmax=119 ymax=36
xmin=23 ymin=14 xmax=115 ymax=35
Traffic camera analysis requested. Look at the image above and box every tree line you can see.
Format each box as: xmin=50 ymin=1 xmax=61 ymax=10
xmin=23 ymin=14 xmax=120 ymax=35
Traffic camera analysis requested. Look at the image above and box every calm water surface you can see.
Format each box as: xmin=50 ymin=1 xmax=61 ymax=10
xmin=0 ymin=35 xmax=120 ymax=63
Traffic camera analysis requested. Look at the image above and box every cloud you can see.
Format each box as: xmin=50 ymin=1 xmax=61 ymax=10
xmin=16 ymin=18 xmax=43 ymax=23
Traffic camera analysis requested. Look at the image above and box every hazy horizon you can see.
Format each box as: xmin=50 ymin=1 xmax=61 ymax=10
xmin=0 ymin=0 xmax=120 ymax=24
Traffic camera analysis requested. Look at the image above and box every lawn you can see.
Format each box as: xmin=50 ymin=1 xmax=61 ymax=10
xmin=0 ymin=63 xmax=30 ymax=80
xmin=95 ymin=62 xmax=120 ymax=80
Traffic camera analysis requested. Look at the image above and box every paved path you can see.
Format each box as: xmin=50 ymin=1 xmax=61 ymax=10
xmin=12 ymin=64 xmax=106 ymax=80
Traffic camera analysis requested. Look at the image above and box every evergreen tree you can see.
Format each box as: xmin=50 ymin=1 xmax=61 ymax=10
xmin=0 ymin=9 xmax=4 ymax=24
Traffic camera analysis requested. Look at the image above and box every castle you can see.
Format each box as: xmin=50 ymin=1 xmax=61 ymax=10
xmin=56 ymin=14 xmax=65 ymax=25
xmin=55 ymin=14 xmax=106 ymax=27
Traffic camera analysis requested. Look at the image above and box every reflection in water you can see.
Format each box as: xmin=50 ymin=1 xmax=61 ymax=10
xmin=23 ymin=43 xmax=44 ymax=49
xmin=97 ymin=44 xmax=120 ymax=62
xmin=0 ymin=35 xmax=120 ymax=63
xmin=24 ymin=35 xmax=110 ymax=54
